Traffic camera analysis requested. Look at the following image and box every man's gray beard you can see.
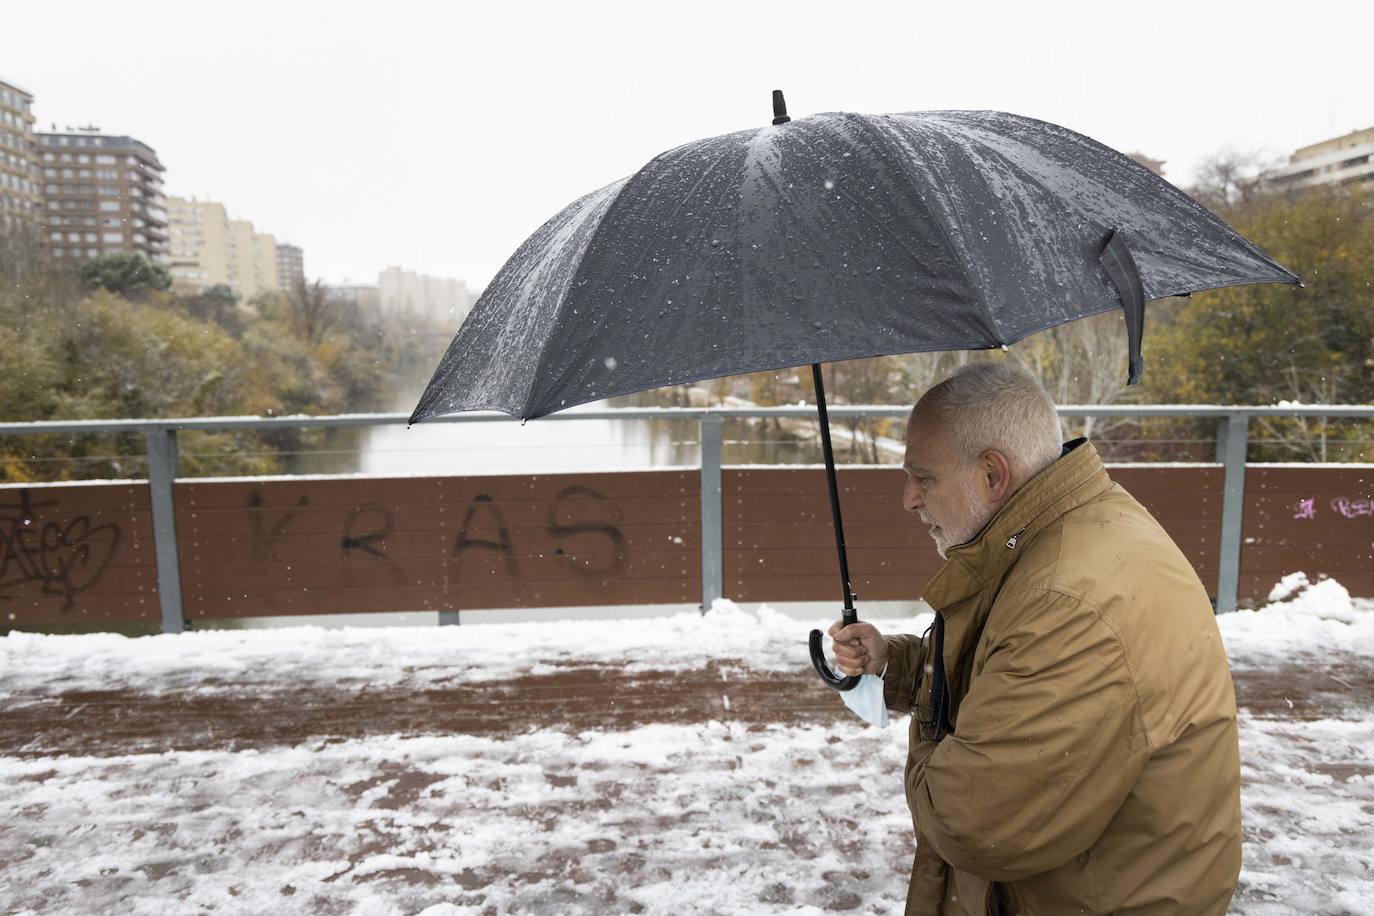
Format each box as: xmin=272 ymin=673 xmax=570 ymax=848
xmin=921 ymin=475 xmax=990 ymax=559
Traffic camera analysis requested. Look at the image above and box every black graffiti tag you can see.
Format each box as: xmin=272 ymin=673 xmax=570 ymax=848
xmin=247 ymin=490 xmax=309 ymax=562
xmin=0 ymin=490 xmax=122 ymax=610
xmin=341 ymin=506 xmax=408 ymax=585
xmin=547 ymin=485 xmax=627 ymax=576
xmin=450 ymin=493 xmax=520 ymax=578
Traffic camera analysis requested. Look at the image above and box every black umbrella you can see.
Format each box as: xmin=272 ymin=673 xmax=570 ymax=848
xmin=411 ymin=92 xmax=1299 ymax=691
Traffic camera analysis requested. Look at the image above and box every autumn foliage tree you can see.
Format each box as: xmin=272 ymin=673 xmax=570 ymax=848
xmin=1145 ymin=182 xmax=1374 ymax=460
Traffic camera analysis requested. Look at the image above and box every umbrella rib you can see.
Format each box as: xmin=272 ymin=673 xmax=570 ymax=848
xmin=522 ymin=142 xmax=746 ymax=417
xmin=855 ymin=112 xmax=996 ymax=343
xmin=516 ymin=179 xmax=637 ymax=418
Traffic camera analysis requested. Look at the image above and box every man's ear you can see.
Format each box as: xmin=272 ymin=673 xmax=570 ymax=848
xmin=981 ymin=449 xmax=1013 ymax=501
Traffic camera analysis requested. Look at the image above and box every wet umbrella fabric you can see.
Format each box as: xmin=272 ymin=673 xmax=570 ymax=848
xmin=410 ymin=102 xmax=1299 ymax=692
xmin=410 ymin=107 xmax=1296 ymax=425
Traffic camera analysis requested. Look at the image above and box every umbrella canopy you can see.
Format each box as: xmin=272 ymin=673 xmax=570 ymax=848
xmin=411 ymin=102 xmax=1297 ymax=425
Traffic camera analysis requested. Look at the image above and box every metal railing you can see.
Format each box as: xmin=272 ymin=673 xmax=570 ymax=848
xmin=4 ymin=404 xmax=1373 ymax=632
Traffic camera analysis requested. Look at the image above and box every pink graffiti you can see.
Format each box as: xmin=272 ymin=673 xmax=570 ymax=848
xmin=1330 ymin=497 xmax=1373 ymax=519
xmin=1293 ymin=498 xmax=1316 ymax=520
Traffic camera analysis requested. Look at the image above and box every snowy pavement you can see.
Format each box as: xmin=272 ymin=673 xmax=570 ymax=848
xmin=2 ymin=584 xmax=1372 ymax=914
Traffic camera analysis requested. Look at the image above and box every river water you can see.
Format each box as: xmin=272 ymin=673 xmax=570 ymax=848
xmin=358 ymin=399 xmax=701 ymax=476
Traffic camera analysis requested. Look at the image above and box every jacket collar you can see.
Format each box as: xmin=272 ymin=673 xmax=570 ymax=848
xmin=922 ymin=439 xmax=1112 ymax=612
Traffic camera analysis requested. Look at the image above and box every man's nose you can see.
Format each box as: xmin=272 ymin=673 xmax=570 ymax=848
xmin=902 ymin=478 xmax=923 ymax=513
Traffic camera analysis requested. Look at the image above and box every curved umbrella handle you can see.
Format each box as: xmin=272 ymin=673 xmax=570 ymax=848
xmin=809 ymin=608 xmax=861 ymax=692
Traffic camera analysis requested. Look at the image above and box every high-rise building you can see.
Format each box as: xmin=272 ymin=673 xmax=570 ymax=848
xmin=377 ymin=266 xmax=472 ymax=323
xmin=1266 ymin=126 xmax=1374 ymax=192
xmin=229 ymin=220 xmax=278 ymax=299
xmin=275 ymin=243 xmax=305 ymax=293
xmin=167 ymin=196 xmax=232 ymax=290
xmin=35 ymin=129 xmax=168 ymax=263
xmin=0 ymin=77 xmax=40 ymax=229
xmin=165 ymin=195 xmax=282 ymax=298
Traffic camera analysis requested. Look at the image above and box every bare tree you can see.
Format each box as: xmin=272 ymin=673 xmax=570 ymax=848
xmin=289 ymin=279 xmax=335 ymax=344
xmin=1189 ymin=148 xmax=1280 ymax=213
xmin=1008 ymin=312 xmax=1132 ymax=439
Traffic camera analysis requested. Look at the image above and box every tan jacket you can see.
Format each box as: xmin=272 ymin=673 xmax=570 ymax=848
xmin=883 ymin=440 xmax=1241 ymax=915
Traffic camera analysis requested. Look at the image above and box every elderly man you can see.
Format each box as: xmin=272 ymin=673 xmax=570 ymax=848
xmin=830 ymin=363 xmax=1241 ymax=916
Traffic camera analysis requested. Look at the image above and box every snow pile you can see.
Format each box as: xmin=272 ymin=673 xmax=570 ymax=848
xmin=1220 ymin=574 xmax=1374 ymax=666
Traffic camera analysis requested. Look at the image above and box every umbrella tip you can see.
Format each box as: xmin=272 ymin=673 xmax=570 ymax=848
xmin=772 ymin=89 xmax=790 ymax=125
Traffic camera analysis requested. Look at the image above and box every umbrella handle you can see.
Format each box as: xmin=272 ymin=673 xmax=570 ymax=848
xmin=808 ymin=606 xmax=861 ymax=692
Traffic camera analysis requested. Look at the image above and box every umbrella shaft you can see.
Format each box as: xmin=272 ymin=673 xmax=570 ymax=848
xmin=811 ymin=363 xmax=856 ymax=620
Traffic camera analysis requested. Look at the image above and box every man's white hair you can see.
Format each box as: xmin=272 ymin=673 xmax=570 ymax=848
xmin=916 ymin=362 xmax=1063 ymax=480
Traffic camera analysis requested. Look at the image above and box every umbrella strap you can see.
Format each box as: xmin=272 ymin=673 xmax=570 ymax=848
xmin=811 ymin=363 xmax=857 ymax=623
xmin=1099 ymin=228 xmax=1146 ymax=385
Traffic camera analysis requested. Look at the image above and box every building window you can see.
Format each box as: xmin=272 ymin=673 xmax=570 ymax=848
xmin=100 ymin=201 xmax=120 ymax=212
xmin=103 ymin=232 xmax=122 ymax=243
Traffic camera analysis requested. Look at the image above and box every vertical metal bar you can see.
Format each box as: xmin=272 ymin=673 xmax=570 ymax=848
xmin=1215 ymin=413 xmax=1249 ymax=614
xmin=699 ymin=414 xmax=724 ymax=613
xmin=1213 ymin=414 xmax=1228 ymax=464
xmin=145 ymin=428 xmax=186 ymax=634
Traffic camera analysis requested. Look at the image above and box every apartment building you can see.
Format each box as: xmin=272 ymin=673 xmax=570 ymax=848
xmin=36 ymin=129 xmax=168 ymax=262
xmin=275 ymin=243 xmax=305 ymax=293
xmin=167 ymin=196 xmax=231 ymax=289
xmin=166 ymin=195 xmax=281 ymax=298
xmin=0 ymin=77 xmax=40 ymax=228
xmin=1266 ymin=126 xmax=1374 ymax=191
xmin=377 ymin=266 xmax=472 ymax=323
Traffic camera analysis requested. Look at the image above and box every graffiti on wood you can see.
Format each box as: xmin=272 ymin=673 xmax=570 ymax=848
xmin=247 ymin=490 xmax=309 ymax=561
xmin=341 ymin=506 xmax=408 ymax=585
xmin=234 ymin=485 xmax=631 ymax=587
xmin=1293 ymin=496 xmax=1372 ymax=520
xmin=450 ymin=493 xmax=520 ymax=577
xmin=547 ymin=485 xmax=627 ymax=575
xmin=0 ymin=490 xmax=121 ymax=609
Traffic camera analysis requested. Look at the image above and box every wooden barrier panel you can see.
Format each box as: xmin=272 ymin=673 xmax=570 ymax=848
xmin=723 ymin=465 xmax=1224 ymax=604
xmin=3 ymin=463 xmax=1369 ymax=630
xmin=0 ymin=482 xmax=160 ymax=627
xmin=175 ymin=471 xmax=702 ymax=619
xmin=1242 ymin=466 xmax=1374 ymax=600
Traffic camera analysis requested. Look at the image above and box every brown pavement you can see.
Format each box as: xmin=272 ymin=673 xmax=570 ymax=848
xmin=4 ymin=657 xmax=1372 ymax=758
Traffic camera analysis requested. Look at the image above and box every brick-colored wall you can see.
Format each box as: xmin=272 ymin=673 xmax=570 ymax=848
xmin=2 ymin=464 xmax=1370 ymax=628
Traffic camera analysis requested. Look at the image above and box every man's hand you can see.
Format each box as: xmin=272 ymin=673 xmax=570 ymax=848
xmin=827 ymin=620 xmax=888 ymax=676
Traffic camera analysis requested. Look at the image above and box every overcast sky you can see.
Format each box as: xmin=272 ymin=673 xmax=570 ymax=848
xmin=7 ymin=1 xmax=1370 ymax=290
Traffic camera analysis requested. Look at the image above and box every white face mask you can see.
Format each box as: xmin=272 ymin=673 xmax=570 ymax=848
xmin=839 ymin=673 xmax=889 ymax=729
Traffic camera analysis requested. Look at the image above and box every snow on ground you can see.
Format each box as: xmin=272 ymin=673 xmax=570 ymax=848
xmin=0 ymin=601 xmax=830 ymax=699
xmin=0 ymin=724 xmax=916 ymax=915
xmin=2 ymin=587 xmax=1372 ymax=914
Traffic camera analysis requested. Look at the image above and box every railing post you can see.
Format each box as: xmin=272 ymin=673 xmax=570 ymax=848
xmin=699 ymin=414 xmax=724 ymax=613
xmin=145 ymin=427 xmax=186 ymax=634
xmin=1215 ymin=413 xmax=1249 ymax=614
